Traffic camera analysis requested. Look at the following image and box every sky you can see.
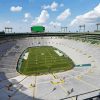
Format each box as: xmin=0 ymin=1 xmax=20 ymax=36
xmin=0 ymin=0 xmax=100 ymax=32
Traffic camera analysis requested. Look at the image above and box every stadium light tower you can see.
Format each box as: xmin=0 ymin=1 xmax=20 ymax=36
xmin=5 ymin=27 xmax=13 ymax=33
xmin=79 ymin=25 xmax=85 ymax=32
xmin=96 ymin=23 xmax=100 ymax=31
xmin=61 ymin=27 xmax=67 ymax=32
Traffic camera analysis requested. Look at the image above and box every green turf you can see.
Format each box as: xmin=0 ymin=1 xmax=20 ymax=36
xmin=19 ymin=46 xmax=74 ymax=75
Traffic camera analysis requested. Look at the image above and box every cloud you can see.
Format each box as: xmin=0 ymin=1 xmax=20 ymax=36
xmin=49 ymin=21 xmax=61 ymax=27
xmin=70 ymin=3 xmax=100 ymax=26
xmin=10 ymin=6 xmax=22 ymax=12
xmin=6 ymin=20 xmax=10 ymax=24
xmin=60 ymin=3 xmax=64 ymax=7
xmin=23 ymin=13 xmax=32 ymax=23
xmin=23 ymin=19 xmax=28 ymax=22
xmin=32 ymin=10 xmax=49 ymax=25
xmin=24 ymin=13 xmax=31 ymax=18
xmin=42 ymin=1 xmax=58 ymax=11
xmin=37 ymin=10 xmax=49 ymax=23
xmin=57 ymin=9 xmax=71 ymax=21
xmin=50 ymin=1 xmax=58 ymax=11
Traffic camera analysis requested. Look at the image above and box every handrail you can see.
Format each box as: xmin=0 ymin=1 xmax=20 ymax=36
xmin=60 ymin=88 xmax=100 ymax=100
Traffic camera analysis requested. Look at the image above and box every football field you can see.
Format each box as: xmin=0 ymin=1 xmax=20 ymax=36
xmin=20 ymin=46 xmax=74 ymax=75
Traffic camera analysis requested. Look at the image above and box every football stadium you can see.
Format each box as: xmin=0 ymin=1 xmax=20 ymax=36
xmin=0 ymin=0 xmax=100 ymax=100
xmin=0 ymin=30 xmax=100 ymax=100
